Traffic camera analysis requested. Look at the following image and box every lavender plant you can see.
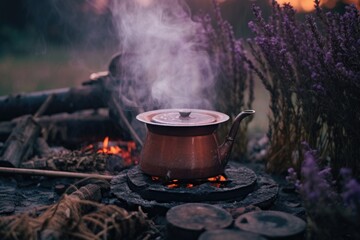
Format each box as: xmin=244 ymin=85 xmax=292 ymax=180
xmin=199 ymin=0 xmax=254 ymax=160
xmin=288 ymin=143 xmax=360 ymax=240
xmin=247 ymin=0 xmax=360 ymax=175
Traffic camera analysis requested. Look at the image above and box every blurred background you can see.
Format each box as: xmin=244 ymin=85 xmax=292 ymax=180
xmin=0 ymin=0 xmax=356 ymax=133
xmin=1 ymin=0 xmax=356 ymax=95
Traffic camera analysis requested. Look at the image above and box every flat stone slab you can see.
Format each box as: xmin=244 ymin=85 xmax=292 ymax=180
xmin=111 ymin=166 xmax=278 ymax=210
xmin=166 ymin=203 xmax=233 ymax=240
xmin=235 ymin=210 xmax=306 ymax=239
xmin=127 ymin=165 xmax=257 ymax=202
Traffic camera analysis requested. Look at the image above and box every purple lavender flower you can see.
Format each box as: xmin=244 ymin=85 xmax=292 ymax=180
xmin=247 ymin=0 xmax=360 ymax=176
xmin=286 ymin=167 xmax=301 ymax=189
xmin=195 ymin=0 xmax=254 ymax=160
xmin=341 ymin=168 xmax=360 ymax=210
xmin=342 ymin=179 xmax=360 ymax=209
xmin=299 ymin=143 xmax=337 ymax=204
xmin=312 ymin=83 xmax=326 ymax=95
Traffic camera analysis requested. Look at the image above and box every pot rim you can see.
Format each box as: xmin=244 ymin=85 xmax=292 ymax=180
xmin=136 ymin=108 xmax=230 ymax=127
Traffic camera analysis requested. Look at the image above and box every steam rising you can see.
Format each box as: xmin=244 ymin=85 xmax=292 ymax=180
xmin=111 ymin=0 xmax=216 ymax=109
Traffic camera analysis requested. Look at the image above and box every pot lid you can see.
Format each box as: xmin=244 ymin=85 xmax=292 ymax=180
xmin=136 ymin=109 xmax=229 ymax=126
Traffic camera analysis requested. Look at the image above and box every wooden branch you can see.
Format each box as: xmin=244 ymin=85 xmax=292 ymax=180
xmin=0 ymin=167 xmax=113 ymax=180
xmin=0 ymin=116 xmax=41 ymax=167
xmin=0 ymin=84 xmax=105 ymax=121
xmin=108 ymin=95 xmax=144 ymax=147
xmin=34 ymin=94 xmax=55 ymax=118
xmin=0 ymin=121 xmax=13 ymax=141
xmin=102 ymin=53 xmax=146 ymax=147
xmin=39 ymin=110 xmax=128 ymax=147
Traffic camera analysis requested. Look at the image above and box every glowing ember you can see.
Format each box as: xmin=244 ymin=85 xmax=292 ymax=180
xmin=151 ymin=174 xmax=228 ymax=189
xmin=208 ymin=175 xmax=227 ymax=182
xmin=83 ymin=137 xmax=138 ymax=167
xmin=98 ymin=137 xmax=120 ymax=154
xmin=97 ymin=137 xmax=136 ymax=156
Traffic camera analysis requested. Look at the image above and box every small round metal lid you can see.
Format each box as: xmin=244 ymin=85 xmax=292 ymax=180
xmin=136 ymin=109 xmax=229 ymax=126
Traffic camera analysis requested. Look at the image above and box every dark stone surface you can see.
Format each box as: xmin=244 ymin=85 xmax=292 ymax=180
xmin=111 ymin=164 xmax=279 ymax=211
xmin=127 ymin=165 xmax=257 ymax=202
xmin=199 ymin=229 xmax=267 ymax=240
xmin=0 ymin=176 xmax=55 ymax=215
xmin=0 ymin=177 xmax=17 ymax=214
xmin=0 ymin=161 xmax=305 ymax=240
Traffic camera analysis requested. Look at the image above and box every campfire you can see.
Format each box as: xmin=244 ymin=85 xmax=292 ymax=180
xmin=0 ymin=55 xmax=280 ymax=239
xmin=96 ymin=137 xmax=136 ymax=155
xmin=84 ymin=137 xmax=138 ymax=168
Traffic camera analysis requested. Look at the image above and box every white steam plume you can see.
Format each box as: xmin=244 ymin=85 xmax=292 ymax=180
xmin=111 ymin=0 xmax=217 ymax=109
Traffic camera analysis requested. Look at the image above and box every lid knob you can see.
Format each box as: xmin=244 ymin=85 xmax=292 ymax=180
xmin=179 ymin=111 xmax=191 ymax=118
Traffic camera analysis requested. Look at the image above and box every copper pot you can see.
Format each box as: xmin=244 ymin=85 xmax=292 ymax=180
xmin=136 ymin=109 xmax=255 ymax=179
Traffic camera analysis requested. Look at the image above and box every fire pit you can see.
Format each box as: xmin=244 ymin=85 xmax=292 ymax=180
xmin=111 ymin=162 xmax=278 ymax=210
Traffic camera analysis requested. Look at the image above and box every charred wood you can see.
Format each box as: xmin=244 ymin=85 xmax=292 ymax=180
xmin=0 ymin=121 xmax=14 ymax=141
xmin=0 ymin=85 xmax=105 ymax=121
xmin=40 ymin=110 xmax=128 ymax=148
xmin=21 ymin=151 xmax=109 ymax=173
xmin=21 ymin=150 xmax=133 ymax=175
xmin=107 ymin=95 xmax=144 ymax=147
xmin=0 ymin=110 xmax=129 ymax=146
xmin=34 ymin=138 xmax=52 ymax=157
xmin=100 ymin=76 xmax=144 ymax=147
xmin=0 ymin=116 xmax=41 ymax=167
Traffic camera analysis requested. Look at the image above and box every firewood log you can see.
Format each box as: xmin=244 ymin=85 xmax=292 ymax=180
xmin=0 ymin=116 xmax=41 ymax=167
xmin=0 ymin=110 xmax=128 ymax=145
xmin=0 ymin=85 xmax=105 ymax=121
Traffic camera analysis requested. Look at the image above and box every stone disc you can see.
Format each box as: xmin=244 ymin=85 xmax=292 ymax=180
xmin=235 ymin=210 xmax=306 ymax=239
xmin=166 ymin=203 xmax=233 ymax=240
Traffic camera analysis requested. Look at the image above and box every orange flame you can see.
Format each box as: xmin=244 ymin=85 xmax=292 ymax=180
xmin=97 ymin=137 xmax=122 ymax=155
xmin=95 ymin=137 xmax=137 ymax=166
xmin=207 ymin=175 xmax=227 ymax=182
xmin=97 ymin=137 xmax=136 ymax=156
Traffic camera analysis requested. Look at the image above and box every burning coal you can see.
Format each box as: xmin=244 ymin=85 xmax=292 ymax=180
xmin=151 ymin=174 xmax=228 ymax=189
xmin=111 ymin=0 xmax=217 ymax=109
